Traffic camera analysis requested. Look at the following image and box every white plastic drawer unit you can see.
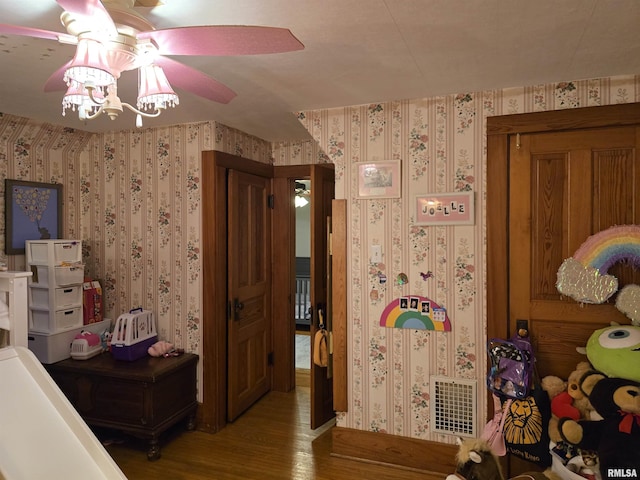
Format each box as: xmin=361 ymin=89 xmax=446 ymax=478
xmin=28 ymin=285 xmax=82 ymax=310
xmin=26 ymin=240 xmax=82 ymax=265
xmin=28 ymin=264 xmax=84 ymax=287
xmin=29 ymin=306 xmax=82 ymax=334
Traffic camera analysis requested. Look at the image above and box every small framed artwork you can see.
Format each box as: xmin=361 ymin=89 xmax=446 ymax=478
xmin=356 ymin=161 xmax=401 ymax=198
xmin=5 ymin=179 xmax=63 ymax=255
xmin=414 ymin=192 xmax=474 ymax=226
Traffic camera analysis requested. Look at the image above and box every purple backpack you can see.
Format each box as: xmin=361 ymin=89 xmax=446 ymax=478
xmin=486 ymin=334 xmax=534 ymax=400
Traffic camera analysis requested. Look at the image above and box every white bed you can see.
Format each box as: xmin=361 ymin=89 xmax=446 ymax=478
xmin=0 ymin=271 xmax=127 ymax=480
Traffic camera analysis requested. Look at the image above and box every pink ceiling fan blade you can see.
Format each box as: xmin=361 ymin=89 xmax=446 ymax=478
xmin=56 ymin=0 xmax=118 ymax=36
xmin=0 ymin=24 xmax=62 ymax=41
xmin=156 ymin=56 xmax=236 ymax=104
xmin=44 ymin=62 xmax=72 ymax=92
xmin=139 ymin=26 xmax=304 ymax=56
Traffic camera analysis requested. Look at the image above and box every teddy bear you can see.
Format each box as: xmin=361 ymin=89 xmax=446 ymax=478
xmin=541 ymin=374 xmax=567 ymax=443
xmin=544 ymin=362 xmax=596 ymax=443
xmin=552 ymin=361 xmax=596 ymax=421
xmin=558 ymin=371 xmax=640 ymax=479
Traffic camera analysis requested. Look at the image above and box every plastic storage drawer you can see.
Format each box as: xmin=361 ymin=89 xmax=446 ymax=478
xmin=28 ymin=285 xmax=82 ymax=310
xmin=29 ymin=264 xmax=84 ymax=287
xmin=26 ymin=240 xmax=82 ymax=265
xmin=30 ymin=306 xmax=82 ymax=333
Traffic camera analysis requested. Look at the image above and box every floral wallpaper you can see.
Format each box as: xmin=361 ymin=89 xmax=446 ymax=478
xmin=1 ymin=73 xmax=639 ymax=441
xmin=0 ymin=115 xmax=93 ymax=261
xmin=79 ymin=121 xmax=272 ymax=359
xmin=297 ymin=74 xmax=640 ymax=442
xmin=0 ymin=114 xmax=271 ymax=401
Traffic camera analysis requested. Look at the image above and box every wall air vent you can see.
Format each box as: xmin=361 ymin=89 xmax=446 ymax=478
xmin=430 ymin=376 xmax=477 ymax=438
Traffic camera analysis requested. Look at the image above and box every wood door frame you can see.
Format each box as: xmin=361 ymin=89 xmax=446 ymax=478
xmin=201 ymin=158 xmax=340 ymax=432
xmin=486 ymin=103 xmax=640 ymax=350
xmin=272 ymin=165 xmax=312 ymax=393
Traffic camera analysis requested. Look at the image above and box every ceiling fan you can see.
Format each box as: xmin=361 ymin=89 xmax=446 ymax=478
xmin=0 ymin=0 xmax=304 ymax=127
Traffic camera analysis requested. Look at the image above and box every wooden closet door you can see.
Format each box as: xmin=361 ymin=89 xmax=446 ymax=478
xmin=509 ymin=126 xmax=640 ymax=380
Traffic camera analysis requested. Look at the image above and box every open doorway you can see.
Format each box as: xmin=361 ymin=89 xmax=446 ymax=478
xmin=294 ymin=179 xmax=312 ymax=370
xmin=294 ymin=179 xmax=311 ymax=381
xmin=272 ymin=164 xmax=336 ymax=429
xmin=201 ymin=154 xmax=335 ymax=433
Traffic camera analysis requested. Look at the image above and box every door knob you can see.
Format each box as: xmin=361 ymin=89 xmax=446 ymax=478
xmin=233 ymin=299 xmax=244 ymax=320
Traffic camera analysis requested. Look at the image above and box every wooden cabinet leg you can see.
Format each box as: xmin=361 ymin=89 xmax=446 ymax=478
xmin=187 ymin=412 xmax=196 ymax=431
xmin=147 ymin=438 xmax=161 ymax=461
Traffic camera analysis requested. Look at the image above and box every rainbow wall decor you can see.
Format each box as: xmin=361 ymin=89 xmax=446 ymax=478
xmin=573 ymin=224 xmax=640 ymax=274
xmin=380 ymin=295 xmax=451 ymax=331
xmin=557 ymin=224 xmax=640 ymax=306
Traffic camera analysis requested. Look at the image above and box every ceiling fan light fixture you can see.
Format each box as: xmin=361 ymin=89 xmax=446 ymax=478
xmin=0 ymin=1 xmax=305 ymax=128
xmin=62 ymin=81 xmax=104 ymax=116
xmin=63 ymin=37 xmax=116 ymax=87
xmin=137 ymin=64 xmax=179 ymax=111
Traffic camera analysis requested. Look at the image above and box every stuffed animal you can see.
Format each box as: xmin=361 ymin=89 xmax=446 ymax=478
xmin=564 ymin=361 xmax=596 ymax=420
xmin=446 ymin=437 xmax=560 ymax=480
xmin=542 ymin=375 xmax=569 ymax=443
xmin=585 ymin=324 xmax=640 ymax=382
xmin=545 ymin=362 xmax=596 ymax=443
xmin=542 ymin=375 xmax=567 ymax=402
xmin=148 ymin=340 xmax=174 ymax=357
xmin=558 ymin=371 xmax=640 ymax=478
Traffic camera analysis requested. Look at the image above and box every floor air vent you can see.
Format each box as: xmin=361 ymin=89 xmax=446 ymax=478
xmin=430 ymin=376 xmax=477 ymax=438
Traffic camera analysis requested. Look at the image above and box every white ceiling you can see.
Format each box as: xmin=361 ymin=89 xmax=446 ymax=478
xmin=0 ymin=0 xmax=639 ymax=142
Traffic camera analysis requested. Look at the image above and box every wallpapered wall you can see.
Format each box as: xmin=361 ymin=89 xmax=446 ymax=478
xmin=0 ymin=116 xmax=273 ymax=395
xmin=1 ymin=73 xmax=639 ymax=442
xmin=78 ymin=122 xmax=272 ymax=355
xmin=297 ymin=74 xmax=640 ymax=441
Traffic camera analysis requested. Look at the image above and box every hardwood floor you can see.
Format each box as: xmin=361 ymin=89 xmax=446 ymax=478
xmin=105 ymin=372 xmax=441 ymax=480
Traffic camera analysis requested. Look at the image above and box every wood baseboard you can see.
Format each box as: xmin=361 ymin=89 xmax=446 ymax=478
xmin=331 ymin=426 xmax=456 ymax=477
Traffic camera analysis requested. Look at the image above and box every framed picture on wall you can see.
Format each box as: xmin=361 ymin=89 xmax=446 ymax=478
xmin=414 ymin=192 xmax=474 ymax=226
xmin=4 ymin=179 xmax=63 ymax=255
xmin=356 ymin=161 xmax=401 ymax=199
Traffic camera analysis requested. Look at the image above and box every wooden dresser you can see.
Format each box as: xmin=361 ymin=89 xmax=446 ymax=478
xmin=46 ymin=352 xmax=198 ymax=460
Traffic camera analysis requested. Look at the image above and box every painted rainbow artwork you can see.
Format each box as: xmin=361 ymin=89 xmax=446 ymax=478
xmin=573 ymin=224 xmax=640 ymax=273
xmin=380 ymin=296 xmax=451 ymax=331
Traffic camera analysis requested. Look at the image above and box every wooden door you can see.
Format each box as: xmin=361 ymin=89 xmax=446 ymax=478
xmin=310 ymin=164 xmax=336 ymax=429
xmin=227 ymin=169 xmax=272 ymax=421
xmin=509 ymin=126 xmax=640 ymax=381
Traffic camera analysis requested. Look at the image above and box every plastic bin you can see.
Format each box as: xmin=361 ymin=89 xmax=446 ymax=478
xmin=26 ymin=240 xmax=82 ymax=265
xmin=28 ymin=264 xmax=84 ymax=287
xmin=28 ymin=285 xmax=82 ymax=310
xmin=27 ymin=319 xmax=111 ymax=364
xmin=30 ymin=306 xmax=82 ymax=333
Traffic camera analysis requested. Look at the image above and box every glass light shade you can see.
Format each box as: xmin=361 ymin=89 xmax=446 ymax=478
xmin=61 ymin=81 xmax=104 ymax=116
xmin=63 ymin=38 xmax=115 ymax=87
xmin=137 ymin=64 xmax=179 ymax=111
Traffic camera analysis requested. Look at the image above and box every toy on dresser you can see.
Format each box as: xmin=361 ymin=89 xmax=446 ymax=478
xmin=110 ymin=308 xmax=157 ymax=361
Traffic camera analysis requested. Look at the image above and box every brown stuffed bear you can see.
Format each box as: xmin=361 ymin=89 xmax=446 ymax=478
xmin=564 ymin=361 xmax=596 ymax=420
xmin=559 ymin=371 xmax=640 ymax=479
xmin=545 ymin=362 xmax=595 ymax=443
